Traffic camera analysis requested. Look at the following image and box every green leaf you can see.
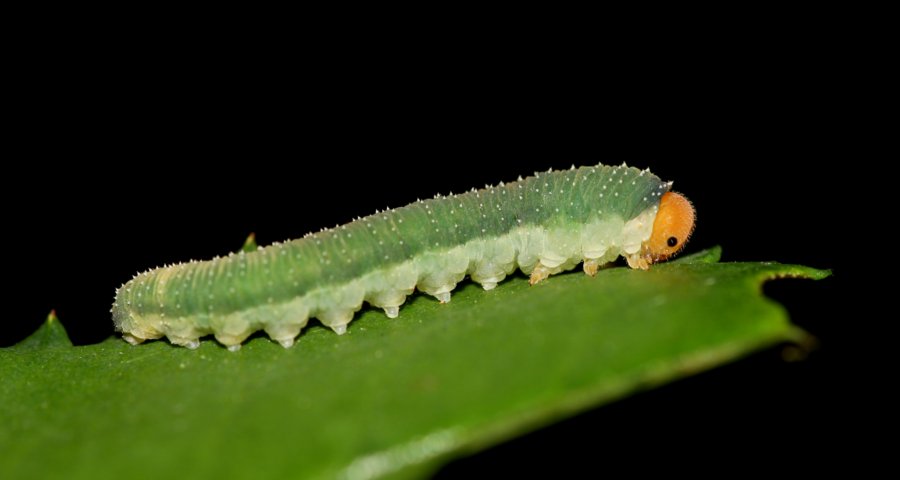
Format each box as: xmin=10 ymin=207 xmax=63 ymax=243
xmin=0 ymin=248 xmax=829 ymax=480
xmin=241 ymin=232 xmax=258 ymax=252
xmin=16 ymin=310 xmax=71 ymax=349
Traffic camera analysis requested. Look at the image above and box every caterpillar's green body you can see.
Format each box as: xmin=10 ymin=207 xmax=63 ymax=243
xmin=113 ymin=163 xmax=672 ymax=350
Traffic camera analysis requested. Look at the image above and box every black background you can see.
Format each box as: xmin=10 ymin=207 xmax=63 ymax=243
xmin=6 ymin=48 xmax=863 ymax=474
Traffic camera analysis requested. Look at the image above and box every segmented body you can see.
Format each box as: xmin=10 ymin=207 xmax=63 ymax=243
xmin=112 ymin=163 xmax=671 ymax=350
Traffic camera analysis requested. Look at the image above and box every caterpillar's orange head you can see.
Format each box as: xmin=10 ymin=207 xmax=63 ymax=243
xmin=643 ymin=191 xmax=695 ymax=264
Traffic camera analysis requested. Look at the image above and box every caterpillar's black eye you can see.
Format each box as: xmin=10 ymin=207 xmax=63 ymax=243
xmin=667 ymin=236 xmax=678 ymax=247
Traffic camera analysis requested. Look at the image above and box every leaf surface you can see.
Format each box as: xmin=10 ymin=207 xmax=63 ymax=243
xmin=0 ymin=247 xmax=829 ymax=479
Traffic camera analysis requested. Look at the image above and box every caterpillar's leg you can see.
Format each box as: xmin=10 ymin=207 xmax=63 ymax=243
xmin=122 ymin=333 xmax=146 ymax=345
xmin=169 ymin=335 xmax=201 ymax=350
xmin=529 ymin=263 xmax=551 ymax=285
xmin=583 ymin=259 xmax=601 ymax=276
xmin=319 ymin=309 xmax=356 ymax=335
xmin=583 ymin=258 xmax=616 ymax=276
xmin=626 ymin=254 xmax=651 ymax=270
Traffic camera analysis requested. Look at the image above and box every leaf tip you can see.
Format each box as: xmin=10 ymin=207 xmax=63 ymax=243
xmin=808 ymin=267 xmax=832 ymax=281
xmin=672 ymin=245 xmax=722 ymax=265
xmin=763 ymin=265 xmax=832 ymax=282
xmin=241 ymin=232 xmax=258 ymax=252
xmin=16 ymin=310 xmax=73 ymax=349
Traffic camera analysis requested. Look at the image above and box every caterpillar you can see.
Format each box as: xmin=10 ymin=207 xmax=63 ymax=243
xmin=112 ymin=163 xmax=695 ymax=351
